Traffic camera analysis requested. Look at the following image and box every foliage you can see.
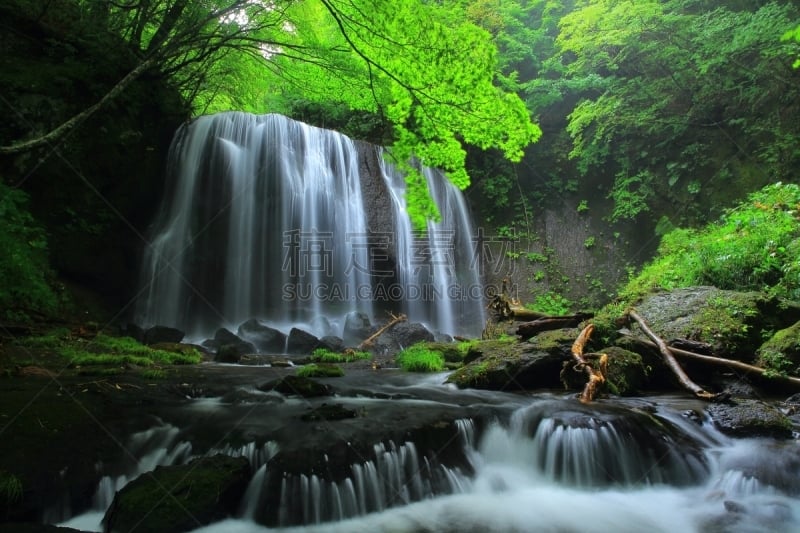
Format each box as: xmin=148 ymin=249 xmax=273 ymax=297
xmin=395 ymin=343 xmax=445 ymax=372
xmin=614 ymin=182 xmax=800 ymax=307
xmin=311 ymin=348 xmax=370 ymax=363
xmin=526 ymin=291 xmax=573 ymax=316
xmin=296 ymin=363 xmax=344 ymax=378
xmin=0 ymin=182 xmax=62 ymax=322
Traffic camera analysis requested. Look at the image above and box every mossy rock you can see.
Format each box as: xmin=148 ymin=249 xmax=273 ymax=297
xmin=301 ymin=403 xmax=358 ymax=422
xmin=632 ymin=287 xmax=785 ymax=361
xmin=707 ymin=399 xmax=792 ymax=438
xmin=559 ymin=346 xmax=648 ymax=396
xmin=102 ymin=455 xmax=249 ymax=533
xmin=757 ymin=321 xmax=800 ymax=376
xmin=528 ymin=328 xmax=581 ymax=356
xmin=446 ymin=340 xmax=566 ymax=391
xmin=423 ymin=341 xmax=464 ymax=363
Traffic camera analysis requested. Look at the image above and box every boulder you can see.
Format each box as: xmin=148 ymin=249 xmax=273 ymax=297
xmin=446 ymin=339 xmax=567 ymax=390
xmin=213 ymin=328 xmax=256 ymax=363
xmin=286 ymin=328 xmax=321 ymax=355
xmin=143 ymin=325 xmax=184 ymax=345
xmin=319 ymin=335 xmax=345 ymax=352
xmin=236 ymin=319 xmax=287 ymax=353
xmin=343 ymin=311 xmax=371 ymax=346
xmin=385 ymin=322 xmax=435 ymax=349
xmin=258 ymin=375 xmax=332 ymax=397
xmin=102 ymin=455 xmax=249 ymax=533
xmin=707 ymin=399 xmax=793 ymax=438
xmin=757 ymin=320 xmax=800 ymax=376
xmin=631 ymin=287 xmax=789 ymax=361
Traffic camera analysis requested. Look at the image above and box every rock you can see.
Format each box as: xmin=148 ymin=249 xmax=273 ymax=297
xmin=446 ymin=339 xmax=567 ymax=390
xmin=121 ymin=323 xmax=145 ymax=343
xmin=213 ymin=328 xmax=256 ymax=363
xmin=143 ymin=325 xmax=185 ymax=345
xmin=385 ymin=322 xmax=435 ymax=349
xmin=149 ymin=342 xmax=208 ymax=359
xmin=258 ymin=375 xmax=332 ymax=397
xmin=632 ymin=287 xmax=785 ymax=361
xmin=319 ymin=335 xmax=345 ymax=352
xmin=707 ymin=399 xmax=793 ymax=438
xmin=343 ymin=311 xmax=372 ymax=346
xmin=424 ymin=342 xmax=464 ymax=363
xmin=757 ymin=320 xmax=800 ymax=375
xmin=236 ymin=319 xmax=287 ymax=353
xmin=102 ymin=455 xmax=249 ymax=533
xmin=310 ymin=316 xmax=333 ymax=337
xmin=600 ymin=346 xmax=649 ymax=396
xmin=286 ymin=328 xmax=321 ymax=355
xmin=301 ymin=403 xmax=357 ymax=421
xmin=297 ymin=363 xmax=344 ymax=377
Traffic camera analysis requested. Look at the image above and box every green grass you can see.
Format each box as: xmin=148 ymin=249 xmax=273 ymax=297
xmin=395 ymin=343 xmax=445 ymax=372
xmin=311 ymin=348 xmax=371 ymax=363
xmin=296 ymin=363 xmax=344 ymax=378
xmin=14 ymin=331 xmax=202 ymax=369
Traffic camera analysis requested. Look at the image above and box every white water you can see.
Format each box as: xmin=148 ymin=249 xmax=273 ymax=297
xmin=136 ymin=112 xmax=485 ymax=339
xmin=60 ymin=399 xmax=800 ymax=533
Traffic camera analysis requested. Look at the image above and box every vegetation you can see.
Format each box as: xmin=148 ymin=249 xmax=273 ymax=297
xmin=0 ymin=470 xmax=23 ymax=505
xmin=14 ymin=331 xmax=202 ymax=369
xmin=395 ymin=343 xmax=446 ymax=372
xmin=297 ymin=363 xmax=344 ymax=378
xmin=311 ymin=348 xmax=371 ymax=363
xmin=0 ymin=183 xmax=62 ymax=322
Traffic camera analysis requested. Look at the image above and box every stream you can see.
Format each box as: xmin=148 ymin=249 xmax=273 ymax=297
xmin=58 ymin=365 xmax=800 ymax=533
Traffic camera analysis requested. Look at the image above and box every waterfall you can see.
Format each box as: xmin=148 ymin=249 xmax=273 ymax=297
xmin=136 ymin=112 xmax=484 ymax=339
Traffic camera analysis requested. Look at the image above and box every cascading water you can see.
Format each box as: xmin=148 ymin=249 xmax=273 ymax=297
xmin=136 ymin=111 xmax=484 ymax=340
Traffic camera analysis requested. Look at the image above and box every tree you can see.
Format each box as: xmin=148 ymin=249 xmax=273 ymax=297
xmin=2 ymin=0 xmax=541 ymax=227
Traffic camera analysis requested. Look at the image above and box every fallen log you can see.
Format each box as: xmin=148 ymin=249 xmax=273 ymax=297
xmin=628 ymin=310 xmax=718 ymax=400
xmin=516 ymin=312 xmax=594 ymax=338
xmin=569 ymin=324 xmax=608 ymax=403
xmin=357 ymin=312 xmax=407 ymax=351
xmin=621 ymin=332 xmax=800 ymax=391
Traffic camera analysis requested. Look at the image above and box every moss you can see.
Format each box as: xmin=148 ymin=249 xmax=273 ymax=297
xmin=601 ymin=346 xmax=649 ymax=396
xmin=311 ymin=348 xmax=370 ymax=363
xmin=296 ymin=363 xmax=344 ymax=378
xmin=395 ymin=343 xmax=445 ymax=372
xmin=757 ymin=321 xmax=800 ymax=377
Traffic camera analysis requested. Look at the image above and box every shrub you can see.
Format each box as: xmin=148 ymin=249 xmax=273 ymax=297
xmin=395 ymin=343 xmax=445 ymax=372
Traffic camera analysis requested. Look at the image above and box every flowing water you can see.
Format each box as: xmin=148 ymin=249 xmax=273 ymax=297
xmin=135 ymin=112 xmax=484 ymax=339
xmin=59 ymin=374 xmax=800 ymax=533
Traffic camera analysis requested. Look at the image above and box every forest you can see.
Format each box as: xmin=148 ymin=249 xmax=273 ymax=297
xmin=2 ymin=1 xmax=800 ymax=532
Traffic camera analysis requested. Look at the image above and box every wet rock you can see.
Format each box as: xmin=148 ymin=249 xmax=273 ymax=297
xmin=446 ymin=339 xmax=566 ymax=390
xmin=301 ymin=403 xmax=358 ymax=421
xmin=102 ymin=455 xmax=249 ymax=533
xmin=258 ymin=375 xmax=332 ymax=397
xmin=149 ymin=342 xmax=209 ymax=359
xmin=286 ymin=327 xmax=321 ymax=355
xmin=757 ymin=320 xmax=800 ymax=375
xmin=143 ymin=325 xmax=185 ymax=345
xmin=213 ymin=328 xmax=256 ymax=363
xmin=296 ymin=363 xmax=344 ymax=377
xmin=236 ymin=319 xmax=287 ymax=353
xmin=319 ymin=335 xmax=345 ymax=352
xmin=707 ymin=399 xmax=793 ymax=438
xmin=343 ymin=311 xmax=372 ymax=346
xmin=121 ymin=323 xmax=145 ymax=343
xmin=383 ymin=322 xmax=435 ymax=351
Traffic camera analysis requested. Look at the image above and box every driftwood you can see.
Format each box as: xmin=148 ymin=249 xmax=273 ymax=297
xmin=569 ymin=324 xmax=608 ymax=403
xmin=628 ymin=310 xmax=718 ymax=400
xmin=622 ymin=333 xmax=800 ymax=391
xmin=516 ymin=312 xmax=594 ymax=338
xmin=357 ymin=312 xmax=407 ymax=351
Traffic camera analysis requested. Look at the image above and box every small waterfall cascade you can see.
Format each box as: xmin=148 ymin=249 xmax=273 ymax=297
xmin=379 ymin=156 xmax=486 ymax=337
xmin=135 ymin=112 xmax=485 ymax=339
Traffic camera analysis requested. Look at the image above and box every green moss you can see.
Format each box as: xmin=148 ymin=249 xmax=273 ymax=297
xmin=395 ymin=343 xmax=445 ymax=372
xmin=311 ymin=348 xmax=371 ymax=363
xmin=0 ymin=470 xmax=23 ymax=505
xmin=758 ymin=322 xmax=800 ymax=377
xmin=296 ymin=363 xmax=344 ymax=378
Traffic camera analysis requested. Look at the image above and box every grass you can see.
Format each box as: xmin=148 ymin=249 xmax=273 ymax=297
xmin=14 ymin=331 xmax=202 ymax=370
xmin=395 ymin=343 xmax=445 ymax=372
xmin=311 ymin=348 xmax=371 ymax=363
xmin=296 ymin=363 xmax=344 ymax=378
xmin=0 ymin=470 xmax=23 ymax=504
